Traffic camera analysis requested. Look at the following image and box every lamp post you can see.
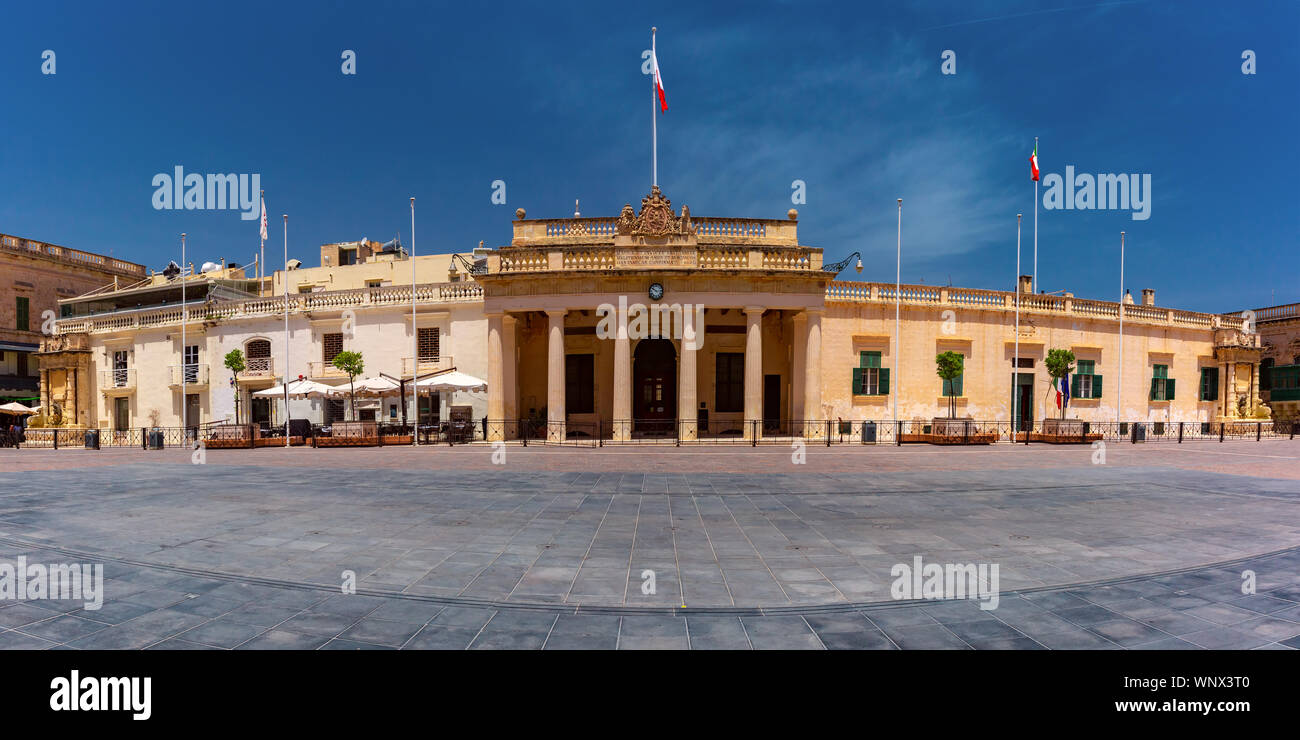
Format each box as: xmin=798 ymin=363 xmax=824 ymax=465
xmin=894 ymin=198 xmax=902 ymax=429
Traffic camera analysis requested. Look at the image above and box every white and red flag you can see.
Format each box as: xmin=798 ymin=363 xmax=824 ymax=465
xmin=259 ymin=196 xmax=268 ymax=242
xmin=651 ymin=33 xmax=667 ymax=112
xmin=1029 ymin=142 xmax=1040 ymax=181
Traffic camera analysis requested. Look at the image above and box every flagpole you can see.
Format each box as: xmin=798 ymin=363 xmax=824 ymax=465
xmin=1033 ymin=137 xmax=1038 ymax=293
xmin=651 ymin=27 xmax=658 ymax=187
xmin=894 ymin=198 xmax=901 ymax=431
xmin=1118 ymin=230 xmax=1125 ymax=426
xmin=180 ymin=233 xmax=187 ymax=433
xmin=1014 ymin=214 xmax=1021 ymax=441
xmin=411 ymin=197 xmax=418 ymax=447
xmin=283 ymin=214 xmax=290 ymax=447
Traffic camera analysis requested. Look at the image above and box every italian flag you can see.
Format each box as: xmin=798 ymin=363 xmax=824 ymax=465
xmin=1029 ymin=142 xmax=1040 ymax=181
xmin=651 ymin=36 xmax=667 ymax=112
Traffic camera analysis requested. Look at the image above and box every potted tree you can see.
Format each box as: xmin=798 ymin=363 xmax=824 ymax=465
xmin=224 ymin=349 xmax=246 ymax=425
xmin=329 ymin=350 xmax=375 ymax=444
xmin=934 ymin=351 xmax=966 ymax=438
xmin=1043 ymin=348 xmax=1082 ymax=438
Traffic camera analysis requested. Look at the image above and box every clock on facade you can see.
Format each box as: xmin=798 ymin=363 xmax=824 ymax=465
xmin=648 ymin=282 xmax=664 ymax=301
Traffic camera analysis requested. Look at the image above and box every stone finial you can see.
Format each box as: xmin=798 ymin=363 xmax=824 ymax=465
xmin=788 ymin=208 xmax=798 ymax=220
xmin=514 ymin=208 xmax=526 ymax=220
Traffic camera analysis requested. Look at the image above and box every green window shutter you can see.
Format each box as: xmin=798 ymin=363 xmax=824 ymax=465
xmin=878 ymin=368 xmax=890 ymax=395
xmin=852 ymin=367 xmax=864 ymax=395
xmin=1093 ymin=374 xmax=1103 ymax=399
xmin=1072 ymin=374 xmax=1081 ymax=393
xmin=16 ymin=297 xmax=28 ymax=331
xmin=1166 ymin=378 xmax=1176 ymax=400
xmin=953 ymin=374 xmax=963 ymax=397
xmin=1210 ymin=368 xmax=1219 ymax=401
xmin=864 ymin=351 xmax=881 ymax=369
xmin=858 ymin=351 xmax=868 ymax=368
xmin=1150 ymin=377 xmax=1159 ymax=400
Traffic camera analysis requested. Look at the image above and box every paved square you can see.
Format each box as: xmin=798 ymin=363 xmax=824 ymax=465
xmin=1 ymin=440 xmax=1297 ymax=649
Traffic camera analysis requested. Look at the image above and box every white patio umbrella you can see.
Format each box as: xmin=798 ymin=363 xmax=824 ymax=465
xmin=348 ymin=375 xmax=403 ymax=397
xmin=0 ymin=402 xmax=37 ymax=415
xmin=253 ymin=378 xmax=336 ymax=399
xmin=414 ymin=371 xmax=488 ymax=393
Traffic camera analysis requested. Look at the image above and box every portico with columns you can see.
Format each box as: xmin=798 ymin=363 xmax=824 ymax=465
xmin=478 ymin=187 xmax=832 ymax=442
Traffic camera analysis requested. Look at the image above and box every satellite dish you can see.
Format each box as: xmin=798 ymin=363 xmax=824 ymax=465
xmin=201 ymin=261 xmax=220 ymax=273
xmin=162 ymin=261 xmax=181 ymax=280
xmin=286 ymin=258 xmax=302 ymax=270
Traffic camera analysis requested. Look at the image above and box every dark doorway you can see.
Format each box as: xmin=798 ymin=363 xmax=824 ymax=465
xmin=633 ymin=338 xmax=676 ymax=435
xmin=113 ymin=396 xmax=130 ymax=432
xmin=251 ymin=397 xmax=271 ymax=426
xmin=1012 ymin=372 xmax=1034 ymax=431
xmin=763 ymin=374 xmax=781 ymax=432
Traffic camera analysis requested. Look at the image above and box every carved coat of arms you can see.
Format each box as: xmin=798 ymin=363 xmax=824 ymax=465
xmin=616 ymin=186 xmax=696 ymax=238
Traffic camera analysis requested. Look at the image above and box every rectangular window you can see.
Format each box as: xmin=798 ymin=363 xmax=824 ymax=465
xmin=1261 ymin=359 xmax=1274 ymax=391
xmin=1150 ymin=364 xmax=1175 ymax=401
xmin=418 ymin=327 xmax=440 ymax=362
xmin=323 ymin=333 xmax=343 ymax=363
xmin=16 ymin=297 xmax=29 ymax=331
xmin=565 ymin=354 xmax=594 ymax=414
xmin=183 ymin=345 xmax=199 ymax=383
xmin=852 ymin=351 xmax=890 ymax=395
xmin=715 ymin=353 xmax=745 ymax=412
xmin=17 ymin=352 xmax=28 ymax=376
xmin=1199 ymin=367 xmax=1219 ymax=401
xmin=1072 ymin=360 xmax=1102 ymax=399
xmin=339 ymin=249 xmax=358 ymax=266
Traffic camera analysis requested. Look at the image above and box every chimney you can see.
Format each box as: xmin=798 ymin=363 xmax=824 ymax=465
xmin=1141 ymin=288 xmax=1155 ymax=306
xmin=1018 ymin=275 xmax=1033 ymax=293
xmin=1123 ymin=290 xmax=1134 ymax=305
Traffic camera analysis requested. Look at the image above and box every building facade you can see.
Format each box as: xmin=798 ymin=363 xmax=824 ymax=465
xmin=41 ymin=187 xmax=1276 ymax=439
xmin=1 ymin=232 xmax=144 ymax=413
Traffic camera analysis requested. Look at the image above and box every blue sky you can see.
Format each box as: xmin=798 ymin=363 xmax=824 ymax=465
xmin=2 ymin=0 xmax=1295 ymax=312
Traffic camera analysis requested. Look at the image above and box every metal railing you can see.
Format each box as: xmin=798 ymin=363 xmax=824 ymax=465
xmin=13 ymin=418 xmax=1295 ymax=450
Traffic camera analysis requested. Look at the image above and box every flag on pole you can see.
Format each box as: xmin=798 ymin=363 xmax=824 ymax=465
xmin=1055 ymin=375 xmax=1070 ymax=409
xmin=1029 ymin=142 xmax=1040 ymax=181
xmin=259 ymin=197 xmax=268 ymax=241
xmin=651 ymin=34 xmax=667 ymax=112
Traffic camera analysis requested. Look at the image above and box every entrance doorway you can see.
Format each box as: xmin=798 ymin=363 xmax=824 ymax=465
xmin=184 ymin=393 xmax=200 ymax=429
xmin=251 ymin=397 xmax=271 ymax=426
xmin=1012 ymin=372 xmax=1034 ymax=431
xmin=633 ymin=338 xmax=676 ymax=435
xmin=763 ymin=374 xmax=781 ymax=432
xmin=113 ymin=397 xmax=130 ymax=431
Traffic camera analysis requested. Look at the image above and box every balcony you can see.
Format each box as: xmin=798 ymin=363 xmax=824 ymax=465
xmin=308 ymin=360 xmax=347 ymax=379
xmin=98 ymin=368 xmax=136 ymax=392
xmin=242 ymin=356 xmax=275 ymax=378
xmin=169 ymin=364 xmax=209 ymax=387
xmin=402 ymin=356 xmax=454 ymax=376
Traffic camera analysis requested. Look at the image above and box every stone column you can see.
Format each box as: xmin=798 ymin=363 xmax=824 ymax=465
xmin=612 ymin=305 xmax=632 ymax=441
xmin=804 ymin=309 xmax=824 ymax=438
xmin=486 ymin=313 xmax=504 ymax=440
xmin=502 ymin=314 xmax=518 ymax=436
xmin=743 ymin=306 xmax=764 ymax=440
xmin=791 ymin=312 xmax=807 ymax=432
xmin=677 ymin=308 xmax=700 ymax=441
xmin=1226 ymin=362 xmax=1237 ymax=418
xmin=547 ymin=309 xmax=567 ymax=442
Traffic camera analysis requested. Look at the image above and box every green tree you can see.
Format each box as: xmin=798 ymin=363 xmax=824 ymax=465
xmin=331 ymin=350 xmax=365 ymax=420
xmin=1045 ymin=348 xmax=1076 ymax=420
xmin=223 ymin=349 xmax=246 ymax=425
xmin=935 ymin=351 xmax=965 ymax=419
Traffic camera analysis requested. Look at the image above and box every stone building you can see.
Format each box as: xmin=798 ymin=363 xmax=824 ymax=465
xmin=42 ymin=187 xmax=1276 ymax=438
xmin=0 ymin=232 xmax=144 ymax=418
